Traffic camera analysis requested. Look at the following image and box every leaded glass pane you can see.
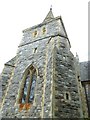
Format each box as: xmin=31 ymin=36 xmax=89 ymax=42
xmin=22 ymin=71 xmax=30 ymax=103
xmin=21 ymin=68 xmax=36 ymax=104
xmin=29 ymin=74 xmax=36 ymax=102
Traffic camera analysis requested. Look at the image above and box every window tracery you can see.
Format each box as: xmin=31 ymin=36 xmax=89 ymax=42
xmin=19 ymin=66 xmax=37 ymax=110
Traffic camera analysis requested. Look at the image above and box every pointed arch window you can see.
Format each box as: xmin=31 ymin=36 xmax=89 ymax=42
xmin=19 ymin=66 xmax=36 ymax=106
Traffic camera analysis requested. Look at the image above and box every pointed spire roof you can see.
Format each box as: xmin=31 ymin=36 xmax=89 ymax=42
xmin=43 ymin=7 xmax=54 ymax=22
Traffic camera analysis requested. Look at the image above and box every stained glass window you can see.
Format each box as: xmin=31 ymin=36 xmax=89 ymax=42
xmin=29 ymin=73 xmax=36 ymax=103
xmin=20 ymin=66 xmax=36 ymax=104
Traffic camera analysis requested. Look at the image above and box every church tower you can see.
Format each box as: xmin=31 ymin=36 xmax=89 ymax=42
xmin=0 ymin=8 xmax=88 ymax=118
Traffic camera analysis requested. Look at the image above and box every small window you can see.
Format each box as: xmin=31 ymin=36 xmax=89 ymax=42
xmin=33 ymin=30 xmax=37 ymax=37
xmin=34 ymin=48 xmax=37 ymax=53
xmin=66 ymin=93 xmax=69 ymax=100
xmin=78 ymin=76 xmax=80 ymax=79
xmin=42 ymin=27 xmax=46 ymax=34
xmin=77 ymin=76 xmax=80 ymax=81
xmin=64 ymin=92 xmax=71 ymax=101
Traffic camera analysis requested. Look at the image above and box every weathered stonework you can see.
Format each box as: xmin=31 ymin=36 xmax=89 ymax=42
xmin=0 ymin=8 xmax=88 ymax=118
xmin=80 ymin=61 xmax=90 ymax=117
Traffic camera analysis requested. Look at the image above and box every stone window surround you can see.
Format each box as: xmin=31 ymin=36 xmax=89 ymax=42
xmin=17 ymin=65 xmax=37 ymax=111
xmin=64 ymin=91 xmax=71 ymax=102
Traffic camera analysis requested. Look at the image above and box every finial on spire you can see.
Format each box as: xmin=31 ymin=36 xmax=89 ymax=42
xmin=76 ymin=52 xmax=79 ymax=61
xmin=50 ymin=5 xmax=52 ymax=11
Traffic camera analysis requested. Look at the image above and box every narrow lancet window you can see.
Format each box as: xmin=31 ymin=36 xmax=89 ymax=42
xmin=22 ymin=71 xmax=30 ymax=103
xmin=64 ymin=92 xmax=71 ymax=101
xmin=66 ymin=93 xmax=69 ymax=100
xmin=29 ymin=72 xmax=36 ymax=103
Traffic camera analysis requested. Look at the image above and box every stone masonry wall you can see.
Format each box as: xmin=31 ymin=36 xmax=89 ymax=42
xmin=1 ymin=15 xmax=85 ymax=118
xmin=75 ymin=57 xmax=88 ymax=117
xmin=1 ymin=16 xmax=69 ymax=118
xmin=53 ymin=36 xmax=83 ymax=118
xmin=1 ymin=36 xmax=55 ymax=118
xmin=1 ymin=65 xmax=15 ymax=100
xmin=19 ymin=17 xmax=67 ymax=47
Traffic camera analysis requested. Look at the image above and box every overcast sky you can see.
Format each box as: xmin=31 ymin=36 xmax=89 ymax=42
xmin=0 ymin=0 xmax=88 ymax=73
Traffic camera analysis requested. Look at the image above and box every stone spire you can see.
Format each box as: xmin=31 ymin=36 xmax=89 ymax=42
xmin=43 ymin=7 xmax=54 ymax=22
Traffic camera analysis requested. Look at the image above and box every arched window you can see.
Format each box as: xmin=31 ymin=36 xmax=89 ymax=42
xmin=64 ymin=92 xmax=71 ymax=101
xmin=66 ymin=93 xmax=69 ymax=100
xmin=33 ymin=30 xmax=37 ymax=37
xmin=19 ymin=66 xmax=36 ymax=105
xmin=42 ymin=27 xmax=46 ymax=34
